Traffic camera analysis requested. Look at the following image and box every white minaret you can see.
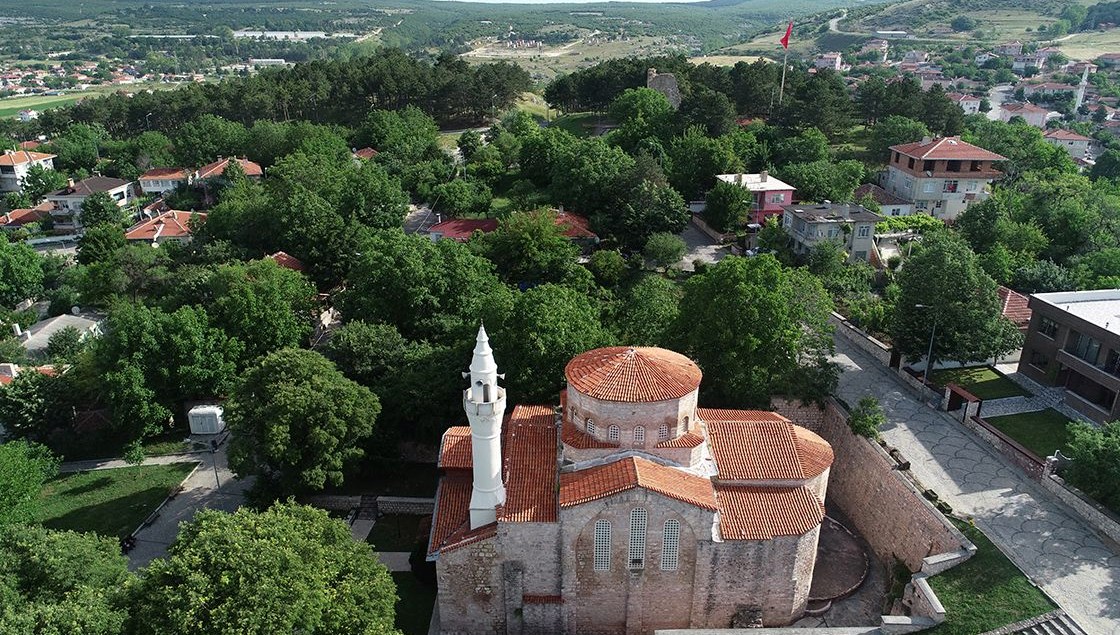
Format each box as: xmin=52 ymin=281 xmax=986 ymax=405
xmin=464 ymin=324 xmax=507 ymax=529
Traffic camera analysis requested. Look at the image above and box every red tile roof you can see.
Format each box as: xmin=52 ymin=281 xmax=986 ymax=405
xmin=561 ymin=412 xmax=616 ymax=449
xmin=499 ymin=404 xmax=558 ymax=523
xmin=564 ymin=347 xmax=702 ymax=403
xmin=701 ymin=409 xmax=833 ymax=482
xmin=1002 ymin=102 xmax=1050 ymax=115
xmin=715 ymin=485 xmax=825 ymax=540
xmin=655 ymin=425 xmax=705 ymax=449
xmin=559 ymin=457 xmax=717 ymax=510
xmin=890 ymin=136 xmax=1007 ymax=161
xmin=353 ymin=147 xmax=379 ymax=160
xmin=1 ymin=201 xmax=53 ymax=228
xmin=0 ymin=150 xmax=54 ymax=166
xmin=139 ymin=167 xmax=190 ymax=180
xmin=125 ymin=210 xmax=204 ymax=242
xmin=554 ymin=212 xmax=598 ymax=239
xmin=428 ymin=473 xmax=489 ymax=555
xmin=1043 ymin=128 xmax=1091 ymax=142
xmin=195 ymin=157 xmax=263 ymax=180
xmin=17 ymin=141 xmax=40 ymax=151
xmin=267 ymin=251 xmax=305 ymax=272
xmin=438 ymin=426 xmax=473 ymax=469
xmin=429 ymin=212 xmax=598 ymax=242
xmin=997 ymin=286 xmax=1032 ymax=330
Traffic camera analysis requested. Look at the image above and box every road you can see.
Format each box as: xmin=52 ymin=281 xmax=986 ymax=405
xmin=828 ymin=11 xmax=848 ymax=34
xmin=987 ymin=84 xmax=1012 ymax=121
xmin=832 ymin=336 xmax=1120 ymax=634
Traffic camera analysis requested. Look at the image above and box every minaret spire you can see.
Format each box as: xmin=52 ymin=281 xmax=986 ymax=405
xmin=464 ymin=323 xmax=507 ymax=529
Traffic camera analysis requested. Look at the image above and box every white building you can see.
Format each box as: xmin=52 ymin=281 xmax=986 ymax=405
xmin=883 ymin=136 xmax=1007 ymax=221
xmin=814 ymin=52 xmax=843 ymax=71
xmin=781 ymin=202 xmax=883 ymax=262
xmin=45 ymin=176 xmax=134 ymax=231
xmin=138 ymin=168 xmax=191 ymax=196
xmin=0 ymin=149 xmax=56 ymax=194
xmin=945 ymin=92 xmax=982 ymax=115
xmin=999 ymin=102 xmax=1051 ymax=128
xmin=1042 ymin=128 xmax=1092 ymax=159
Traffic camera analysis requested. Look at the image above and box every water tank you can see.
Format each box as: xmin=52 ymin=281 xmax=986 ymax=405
xmin=188 ymin=405 xmax=225 ymax=435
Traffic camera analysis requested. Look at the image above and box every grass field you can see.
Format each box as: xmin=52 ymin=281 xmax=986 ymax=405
xmin=463 ymin=36 xmax=685 ymax=82
xmin=392 ymin=572 xmax=437 ymax=635
xmin=0 ymin=94 xmax=85 ymax=118
xmin=689 ymin=54 xmax=772 ymax=66
xmin=36 ymin=463 xmax=197 ymax=538
xmin=984 ymin=408 xmax=1073 ymax=459
xmin=927 ymin=519 xmax=1055 ymax=635
xmin=550 ymin=112 xmax=607 ymax=138
xmin=367 ymin=514 xmax=426 ymax=552
xmin=1054 ymin=29 xmax=1120 ymax=61
xmin=930 ymin=367 xmax=1030 ymax=400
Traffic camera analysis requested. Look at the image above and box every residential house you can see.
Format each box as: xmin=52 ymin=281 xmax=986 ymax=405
xmin=125 ymin=210 xmax=205 ymax=246
xmin=714 ymin=172 xmax=796 ymax=225
xmin=994 ymin=41 xmax=1023 ymax=56
xmin=44 ymin=176 xmax=134 ymax=231
xmin=268 ymin=251 xmax=306 ymax=272
xmin=138 ymin=168 xmax=191 ymax=196
xmin=0 ymin=201 xmax=53 ymax=231
xmin=945 ymin=92 xmax=982 ymax=115
xmin=975 ymin=52 xmax=998 ymax=66
xmin=352 ymin=147 xmax=379 ymax=161
xmin=194 ymin=157 xmax=263 ymax=181
xmin=1023 ymin=83 xmax=1078 ymax=99
xmin=429 ymin=211 xmax=598 ymax=245
xmin=998 ymin=286 xmax=1032 ymax=334
xmin=814 ymin=52 xmax=843 ymax=71
xmin=1012 ymin=53 xmax=1047 ymax=73
xmin=1063 ymin=61 xmax=1098 ymax=75
xmin=901 ymin=50 xmax=930 ymax=64
xmin=17 ymin=109 xmax=38 ymax=122
xmin=883 ymin=136 xmax=1006 ymax=220
xmin=14 ymin=313 xmax=104 ymax=357
xmin=17 ymin=140 xmax=41 ymax=151
xmin=0 ymin=149 xmax=56 ymax=193
xmin=854 ymin=183 xmax=913 ymax=217
xmin=999 ymin=102 xmax=1051 ymax=128
xmin=781 ymin=202 xmax=882 ymax=262
xmin=861 ymin=39 xmax=889 ymax=61
xmin=1017 ymin=289 xmax=1120 ymax=424
xmin=1042 ymin=128 xmax=1092 ymax=159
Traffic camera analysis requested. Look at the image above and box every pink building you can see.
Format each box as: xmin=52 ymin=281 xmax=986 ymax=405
xmin=715 ymin=172 xmax=797 ymax=225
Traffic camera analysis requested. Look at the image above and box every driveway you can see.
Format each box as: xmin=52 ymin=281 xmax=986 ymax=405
xmin=676 ymin=222 xmax=731 ymax=272
xmin=832 ymin=337 xmax=1120 ymax=634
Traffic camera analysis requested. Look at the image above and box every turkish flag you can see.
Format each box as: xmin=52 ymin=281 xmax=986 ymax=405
xmin=780 ymin=20 xmax=793 ymax=49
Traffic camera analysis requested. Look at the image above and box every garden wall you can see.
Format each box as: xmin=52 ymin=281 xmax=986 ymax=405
xmin=829 ymin=312 xmax=893 ymax=367
xmin=961 ymin=415 xmax=1045 ymax=480
xmin=1040 ymin=471 xmax=1120 ymax=545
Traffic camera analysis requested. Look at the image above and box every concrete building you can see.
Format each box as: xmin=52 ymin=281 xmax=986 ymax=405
xmin=1018 ymin=290 xmax=1120 ymax=424
xmin=431 ymin=332 xmax=833 ymax=633
xmin=125 ymin=210 xmax=205 ymax=246
xmin=1042 ymin=128 xmax=1092 ymax=159
xmin=883 ymin=136 xmax=1006 ymax=220
xmin=999 ymin=102 xmax=1051 ymax=128
xmin=0 ymin=149 xmax=56 ymax=193
xmin=714 ymin=172 xmax=796 ymax=225
xmin=45 ymin=176 xmax=134 ymax=231
xmin=15 ymin=313 xmax=104 ymax=357
xmin=814 ymin=52 xmax=843 ymax=71
xmin=781 ymin=202 xmax=882 ymax=262
xmin=945 ymin=92 xmax=982 ymax=115
xmin=138 ymin=168 xmax=191 ymax=196
xmin=854 ymin=183 xmax=913 ymax=217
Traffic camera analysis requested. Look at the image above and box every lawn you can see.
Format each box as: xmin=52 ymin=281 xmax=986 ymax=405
xmin=549 ymin=112 xmax=605 ymax=138
xmin=36 ymin=463 xmax=198 ymax=538
xmin=392 ymin=571 xmax=437 ymax=635
xmin=927 ymin=519 xmax=1055 ymax=635
xmin=367 ymin=514 xmax=426 ymax=552
xmin=983 ymin=409 xmax=1073 ymax=459
xmin=0 ymin=94 xmax=85 ymax=118
xmin=930 ymin=367 xmax=1030 ymax=401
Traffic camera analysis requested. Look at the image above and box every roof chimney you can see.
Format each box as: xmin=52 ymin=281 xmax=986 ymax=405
xmin=921 ymin=136 xmax=932 ymax=144
xmin=760 ymin=170 xmax=768 ymax=182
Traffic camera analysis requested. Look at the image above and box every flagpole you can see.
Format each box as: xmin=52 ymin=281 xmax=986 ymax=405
xmin=779 ymin=47 xmax=788 ymax=106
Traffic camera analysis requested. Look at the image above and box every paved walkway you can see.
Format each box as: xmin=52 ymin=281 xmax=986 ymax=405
xmin=833 ymin=337 xmax=1120 ymax=635
xmin=676 ymin=222 xmax=730 ymax=272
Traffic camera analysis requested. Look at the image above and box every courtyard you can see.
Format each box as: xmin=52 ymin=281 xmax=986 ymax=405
xmin=983 ymin=408 xmax=1074 ymax=459
xmin=930 ymin=366 xmax=1031 ymax=400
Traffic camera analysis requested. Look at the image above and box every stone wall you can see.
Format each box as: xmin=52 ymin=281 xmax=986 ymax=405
xmin=690 ymin=215 xmax=734 ymax=244
xmin=377 ymin=496 xmax=435 ymax=515
xmin=298 ymin=494 xmax=361 ymax=512
xmin=436 ymin=537 xmax=505 ymax=635
xmin=829 ymin=312 xmax=893 ymax=367
xmin=773 ymin=399 xmax=972 ymax=572
xmin=1040 ymin=473 xmax=1120 ymax=544
xmin=960 ymin=416 xmax=1044 ymax=480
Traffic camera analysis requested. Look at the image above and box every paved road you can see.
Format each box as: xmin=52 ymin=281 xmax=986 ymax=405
xmin=832 ymin=337 xmax=1120 ymax=635
xmin=675 ymin=222 xmax=730 ymax=272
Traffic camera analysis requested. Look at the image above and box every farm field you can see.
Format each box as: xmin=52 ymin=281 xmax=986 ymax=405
xmin=462 ymin=35 xmax=686 ymax=82
xmin=1054 ymin=28 xmax=1120 ymax=60
xmin=689 ymin=54 xmax=773 ymax=66
xmin=0 ymin=82 xmax=177 ymax=118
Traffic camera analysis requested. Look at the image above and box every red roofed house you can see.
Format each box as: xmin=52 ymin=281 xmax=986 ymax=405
xmin=267 ymin=251 xmax=305 ymax=272
xmin=999 ymin=102 xmax=1051 ymax=128
xmin=428 ymin=210 xmax=598 ymax=243
xmin=945 ymin=92 xmax=982 ymax=115
xmin=715 ymin=171 xmax=796 ymax=225
xmin=193 ymin=157 xmax=263 ymax=181
xmin=431 ymin=331 xmax=833 ymax=632
xmin=17 ymin=141 xmax=41 ymax=151
xmin=352 ymin=147 xmax=379 ymax=161
xmin=997 ymin=285 xmax=1032 ymax=333
xmin=0 ymin=149 xmax=56 ymax=194
xmin=139 ymin=168 xmax=192 ymax=196
xmin=0 ymin=201 xmax=53 ymax=231
xmin=883 ymin=136 xmax=1007 ymax=220
xmin=1042 ymin=128 xmax=1092 ymax=159
xmin=125 ymin=210 xmax=205 ymax=246
xmin=854 ymin=183 xmax=913 ymax=217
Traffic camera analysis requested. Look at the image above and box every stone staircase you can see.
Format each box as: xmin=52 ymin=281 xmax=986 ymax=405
xmin=980 ymin=610 xmax=1088 ymax=635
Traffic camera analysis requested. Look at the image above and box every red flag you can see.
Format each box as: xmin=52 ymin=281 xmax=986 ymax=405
xmin=780 ymin=20 xmax=793 ymax=49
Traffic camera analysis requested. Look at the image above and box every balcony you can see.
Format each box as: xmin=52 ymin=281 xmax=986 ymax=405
xmin=1056 ymin=349 xmax=1120 ymax=391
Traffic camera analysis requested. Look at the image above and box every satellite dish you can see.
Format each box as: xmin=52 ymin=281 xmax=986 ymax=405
xmin=71 ymin=306 xmax=81 ymax=315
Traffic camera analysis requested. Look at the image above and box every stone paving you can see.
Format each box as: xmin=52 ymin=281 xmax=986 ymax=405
xmin=832 ymin=337 xmax=1120 ymax=635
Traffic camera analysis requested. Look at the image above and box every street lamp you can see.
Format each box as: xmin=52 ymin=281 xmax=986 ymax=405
xmin=145 ymin=112 xmax=152 ymax=130
xmin=210 ymin=439 xmax=220 ymax=489
xmin=915 ymin=304 xmax=937 ymax=383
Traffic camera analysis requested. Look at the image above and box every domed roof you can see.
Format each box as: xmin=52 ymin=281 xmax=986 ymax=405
xmin=564 ymin=347 xmax=702 ymax=403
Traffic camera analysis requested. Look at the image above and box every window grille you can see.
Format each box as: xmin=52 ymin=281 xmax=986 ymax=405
xmin=634 ymin=426 xmax=645 ymax=445
xmin=628 ymin=508 xmax=647 ymax=569
xmin=593 ymin=520 xmax=611 ymax=571
xmin=658 ymin=424 xmax=669 ymax=441
xmin=661 ymin=520 xmax=680 ymax=571
xmin=608 ymin=425 xmax=620 ymax=442
xmin=586 ymin=418 xmax=596 ymax=436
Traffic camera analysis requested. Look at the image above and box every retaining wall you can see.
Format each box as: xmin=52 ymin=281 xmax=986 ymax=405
xmin=1040 ymin=472 xmax=1120 ymax=545
xmin=829 ymin=312 xmax=893 ymax=367
xmin=961 ymin=415 xmax=1045 ymax=480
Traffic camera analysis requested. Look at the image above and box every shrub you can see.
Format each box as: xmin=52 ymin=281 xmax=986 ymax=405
xmin=643 ymin=233 xmax=687 ymax=269
xmin=848 ymin=396 xmax=886 ymax=439
xmin=1063 ymin=420 xmax=1120 ymax=514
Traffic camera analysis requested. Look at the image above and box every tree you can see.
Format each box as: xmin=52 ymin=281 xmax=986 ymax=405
xmin=45 ymin=325 xmax=85 ymax=363
xmin=432 ymin=178 xmax=492 ymax=218
xmin=0 ymin=234 xmax=44 ymax=306
xmin=207 ymin=259 xmax=316 ymax=363
xmin=1063 ymin=421 xmax=1120 ymax=514
xmin=227 ymin=349 xmax=380 ymax=494
xmin=869 ymin=116 xmax=930 ymax=162
xmin=587 ymin=250 xmax=627 ymax=288
xmin=703 ymin=180 xmax=751 ymax=233
xmin=609 ymin=87 xmax=674 ymax=151
xmin=173 ymin=114 xmax=249 ymax=166
xmin=848 ymin=396 xmax=885 ymax=439
xmin=0 ymin=524 xmax=131 ymax=634
xmin=643 ymin=232 xmax=687 ymax=269
xmin=778 ymin=160 xmax=863 ymax=203
xmin=493 ymin=284 xmax=611 ymax=402
xmin=1011 ymin=260 xmax=1077 ymax=294
xmin=76 ymin=223 xmax=126 ymax=265
xmin=667 ymin=127 xmax=742 ymax=199
xmin=951 ymin=15 xmax=978 ymax=31
xmin=79 ymin=192 xmax=124 ymax=229
xmin=616 ymin=274 xmax=680 ymax=346
xmin=0 ymin=440 xmax=58 ymax=527
xmin=672 ymin=255 xmax=837 ymax=407
xmin=20 ymin=164 xmax=67 ymax=203
xmin=604 ymin=179 xmax=689 ymax=249
xmin=457 ymin=129 xmax=483 ymax=161
xmin=46 ymin=123 xmax=106 ymax=172
xmin=125 ymin=502 xmax=401 ymax=635
xmin=1091 ymin=150 xmax=1120 ymax=182
xmin=470 ymin=210 xmax=582 ymax=287
xmin=892 ymin=233 xmax=1022 ymax=369
xmin=678 ymin=88 xmax=737 ymax=138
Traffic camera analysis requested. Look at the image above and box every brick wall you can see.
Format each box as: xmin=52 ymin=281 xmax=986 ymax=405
xmin=436 ymin=538 xmax=505 ymax=635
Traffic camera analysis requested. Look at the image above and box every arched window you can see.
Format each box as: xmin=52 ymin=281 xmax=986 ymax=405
xmin=682 ymin=415 xmax=690 ymax=429
xmin=569 ymin=405 xmax=575 ymax=421
xmin=628 ymin=508 xmax=648 ymax=569
xmin=661 ymin=519 xmax=680 ymax=571
xmin=634 ymin=426 xmax=645 ymax=446
xmin=586 ymin=418 xmax=596 ymax=436
xmin=593 ymin=520 xmax=611 ymax=571
xmin=608 ymin=425 xmax=620 ymax=442
xmin=658 ymin=424 xmax=669 ymax=441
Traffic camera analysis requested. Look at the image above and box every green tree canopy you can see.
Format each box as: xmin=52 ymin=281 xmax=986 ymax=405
xmin=207 ymin=259 xmax=316 ymax=362
xmin=0 ymin=234 xmax=45 ymax=307
xmin=778 ymin=159 xmax=863 ymax=203
xmin=0 ymin=440 xmax=58 ymax=527
xmin=21 ymin=164 xmax=68 ymax=203
xmin=125 ymin=502 xmax=401 ymax=635
xmin=76 ymin=223 xmax=126 ymax=266
xmin=616 ymin=274 xmax=680 ymax=346
xmin=869 ymin=116 xmax=930 ymax=162
xmin=227 ymin=349 xmax=380 ymax=494
xmin=173 ymin=114 xmax=249 ymax=167
xmin=643 ymin=232 xmax=687 ymax=269
xmin=703 ymin=180 xmax=751 ymax=232
xmin=79 ymin=192 xmax=124 ymax=229
xmin=470 ymin=210 xmax=582 ymax=287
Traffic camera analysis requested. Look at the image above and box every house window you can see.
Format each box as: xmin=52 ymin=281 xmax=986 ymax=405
xmin=908 ymin=157 xmax=915 ymax=169
xmin=893 ymin=151 xmax=900 ymax=163
xmin=586 ymin=418 xmax=596 ymax=436
xmin=1038 ymin=316 xmax=1059 ymax=339
xmin=634 ymin=425 xmax=645 ymax=445
xmin=922 ymin=160 xmax=935 ymax=172
xmin=1029 ymin=350 xmax=1050 ymax=370
xmin=970 ymin=160 xmax=982 ymax=172
xmin=942 ymin=180 xmax=959 ymax=193
xmin=857 ymin=225 xmax=871 ymax=238
xmin=593 ymin=520 xmax=611 ymax=571
xmin=658 ymin=424 xmax=669 ymax=441
xmin=923 ymin=182 xmax=936 ymax=193
xmin=769 ymin=192 xmax=784 ymax=204
xmin=1070 ymin=332 xmax=1101 ymax=364
xmin=946 ymin=160 xmax=961 ymax=172
xmin=608 ymin=425 xmax=620 ymax=442
xmin=661 ymin=520 xmax=680 ymax=571
xmin=628 ymin=508 xmax=647 ymax=569
xmin=965 ymin=180 xmax=977 ymax=192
